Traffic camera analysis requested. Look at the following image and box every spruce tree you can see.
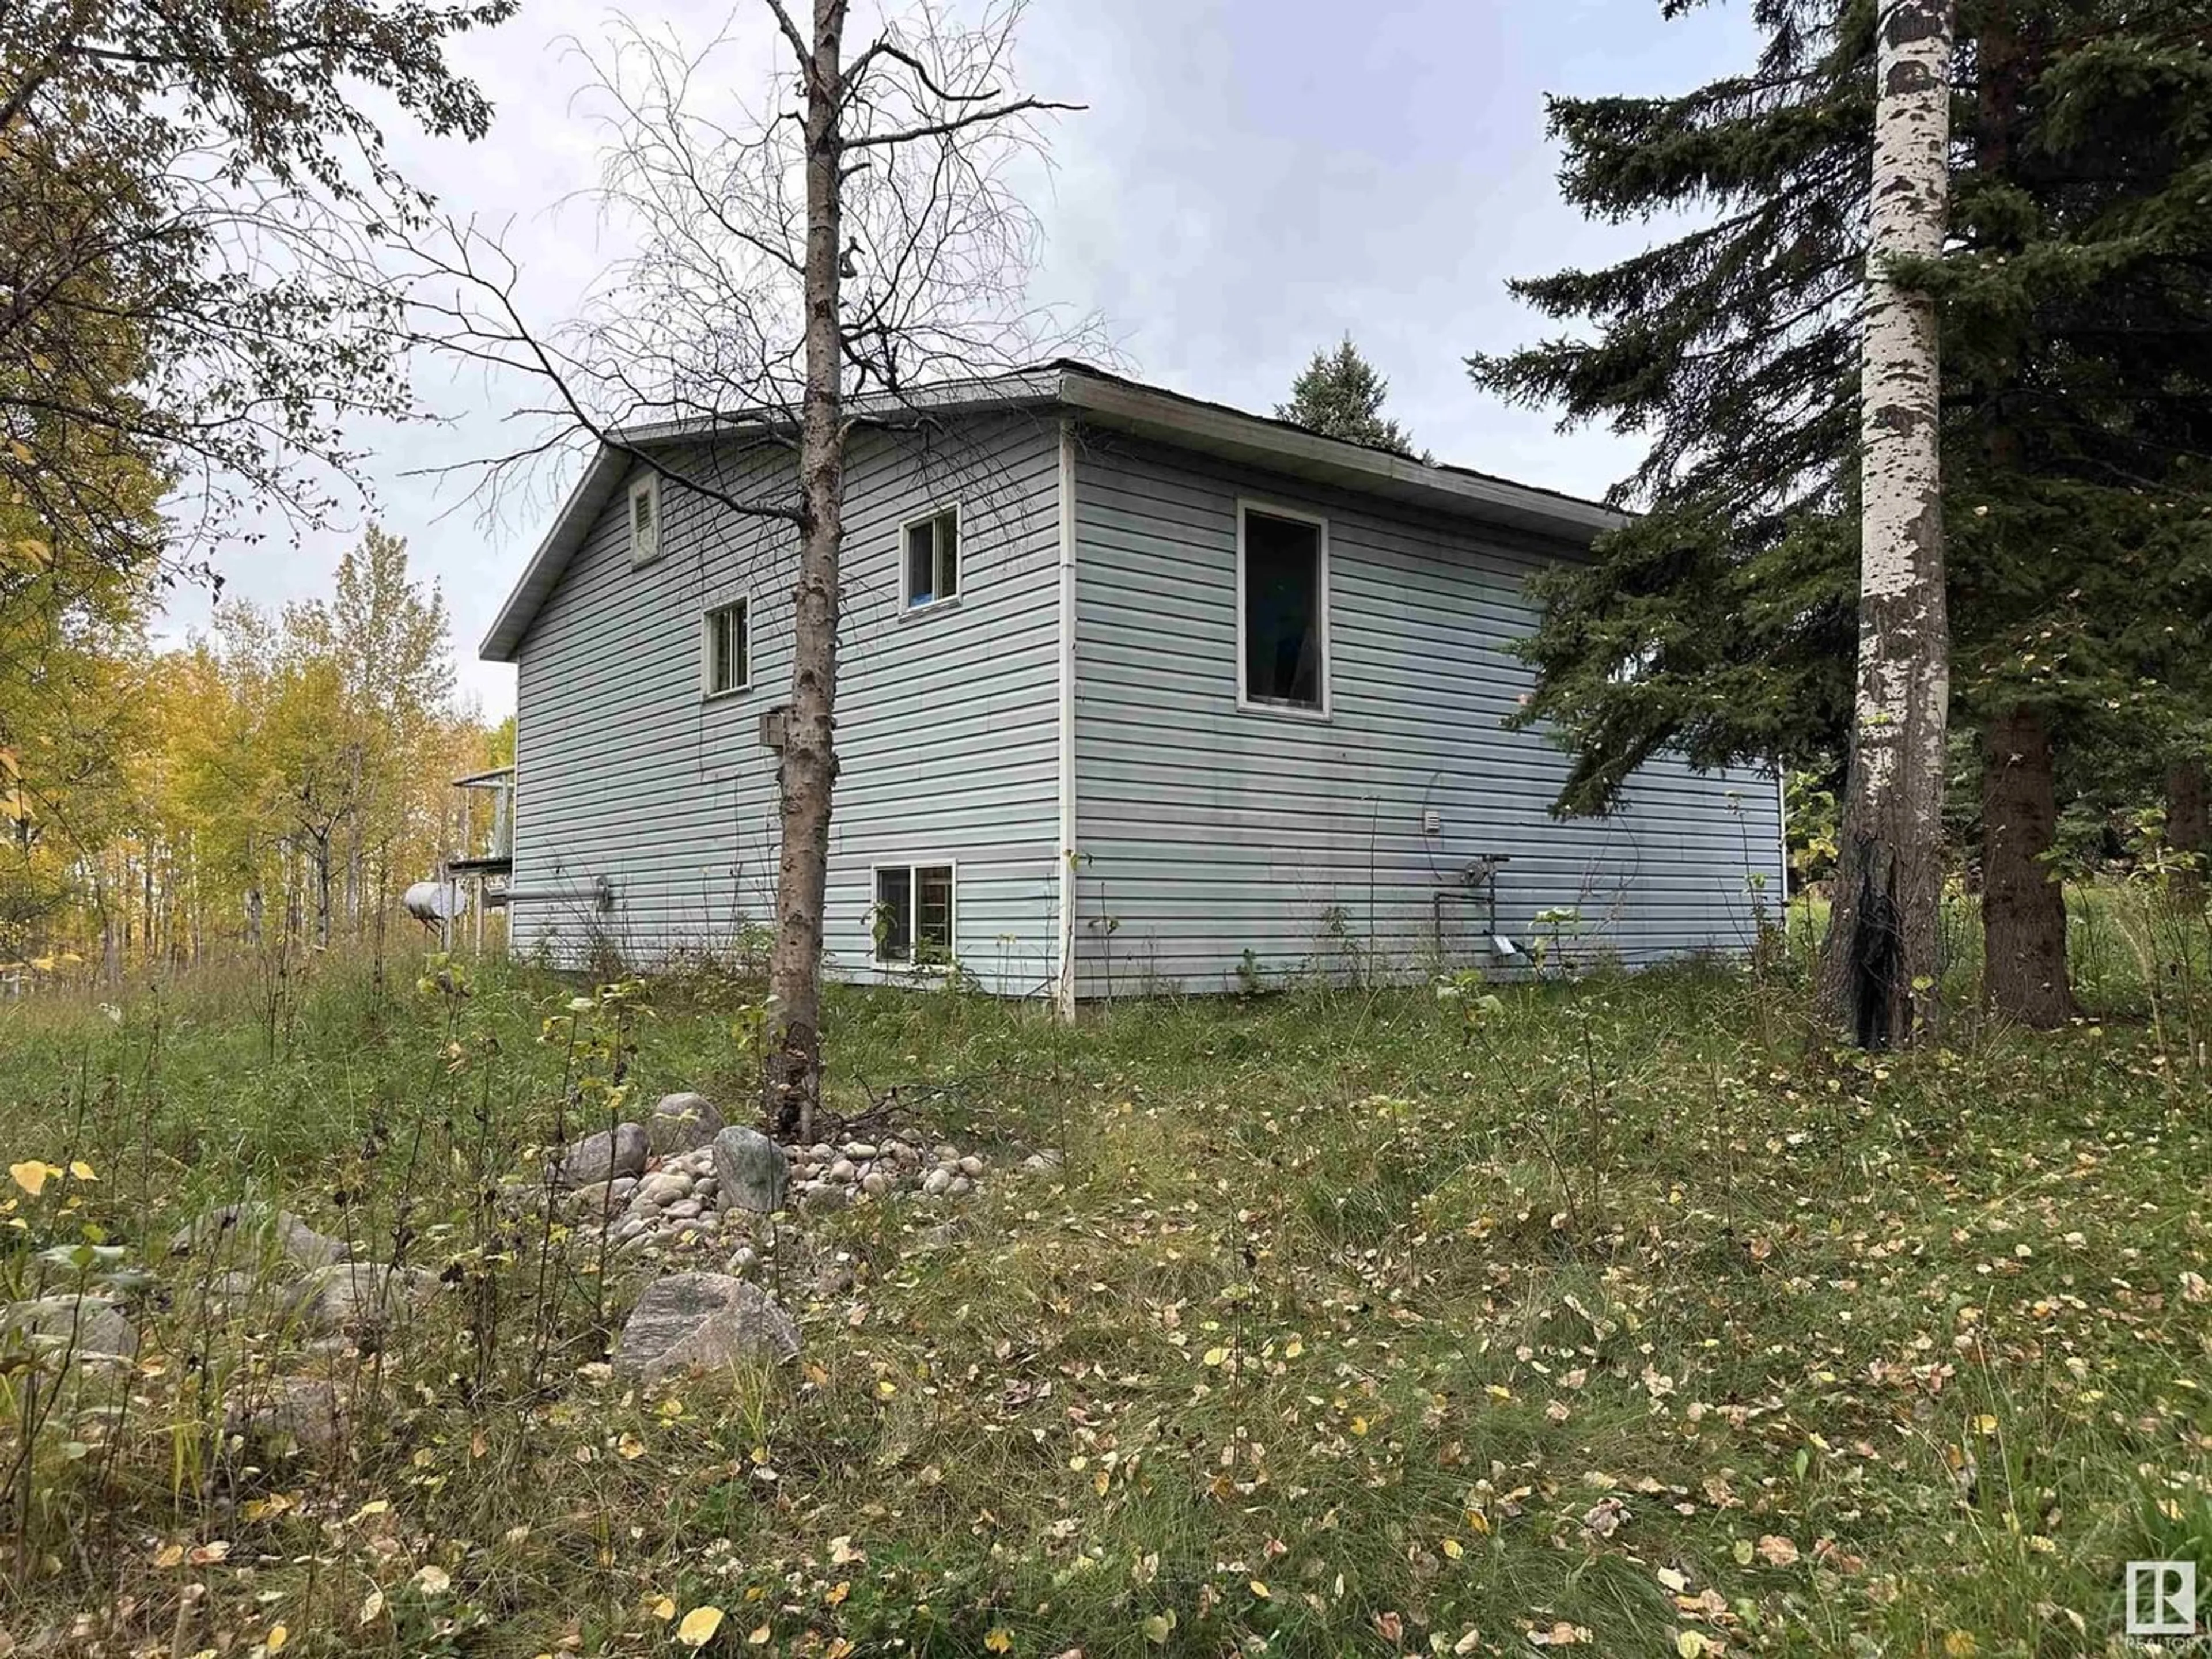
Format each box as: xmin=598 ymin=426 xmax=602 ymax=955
xmin=1469 ymin=0 xmax=2212 ymax=1030
xmin=1279 ymin=339 xmax=1424 ymax=457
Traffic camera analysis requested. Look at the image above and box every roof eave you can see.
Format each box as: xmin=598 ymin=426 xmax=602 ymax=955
xmin=1051 ymin=368 xmax=1624 ymax=540
xmin=479 ymin=444 xmax=628 ymax=663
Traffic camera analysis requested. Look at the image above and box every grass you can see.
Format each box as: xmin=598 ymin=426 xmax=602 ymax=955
xmin=0 ymin=899 xmax=2205 ymax=1658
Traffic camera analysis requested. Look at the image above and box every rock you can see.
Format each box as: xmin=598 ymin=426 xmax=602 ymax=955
xmin=613 ymin=1272 xmax=800 ymax=1382
xmin=570 ymin=1177 xmax=637 ymax=1215
xmin=649 ymin=1092 xmax=726 ymax=1156
xmin=861 ymin=1171 xmax=892 ymax=1198
xmin=201 ymin=1271 xmax=270 ymax=1315
xmin=843 ymin=1141 xmax=877 ymax=1158
xmin=1022 ymin=1150 xmax=1063 ymax=1173
xmin=801 ymin=1185 xmax=850 ymax=1214
xmin=170 ymin=1202 xmax=349 ymax=1271
xmin=948 ymin=1175 xmax=973 ymax=1198
xmin=283 ymin=1263 xmax=438 ymax=1343
xmin=664 ymin=1198 xmax=703 ymax=1221
xmin=828 ymin=1158 xmax=857 ymax=1183
xmin=711 ymin=1127 xmax=790 ymax=1215
xmin=636 ymin=1171 xmax=692 ymax=1207
xmin=226 ymin=1375 xmax=350 ymax=1457
xmin=1 ymin=1294 xmax=136 ymax=1362
xmin=957 ymin=1154 xmax=985 ymax=1177
xmin=556 ymin=1124 xmax=648 ymax=1190
xmin=922 ymin=1168 xmax=953 ymax=1198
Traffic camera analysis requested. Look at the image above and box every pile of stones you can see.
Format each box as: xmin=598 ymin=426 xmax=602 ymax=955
xmin=553 ymin=1091 xmax=1001 ymax=1260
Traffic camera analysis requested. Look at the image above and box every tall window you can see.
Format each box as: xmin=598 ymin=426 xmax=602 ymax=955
xmin=703 ymin=597 xmax=749 ymax=697
xmin=873 ymin=863 xmax=955 ymax=964
xmin=902 ymin=506 xmax=960 ymax=610
xmin=1239 ymin=504 xmax=1327 ymax=712
xmin=628 ymin=474 xmax=661 ymax=567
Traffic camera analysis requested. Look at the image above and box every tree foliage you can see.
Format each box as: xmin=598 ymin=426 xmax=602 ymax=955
xmin=0 ymin=0 xmax=516 ymax=577
xmin=0 ymin=529 xmax=491 ymax=976
xmin=1278 ymin=338 xmax=1423 ymax=457
xmin=1468 ymin=0 xmax=2212 ymax=828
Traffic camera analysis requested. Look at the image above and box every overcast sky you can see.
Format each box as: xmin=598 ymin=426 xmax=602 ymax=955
xmin=156 ymin=0 xmax=1758 ymax=719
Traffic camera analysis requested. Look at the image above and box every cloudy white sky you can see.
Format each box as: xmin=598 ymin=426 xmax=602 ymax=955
xmin=158 ymin=0 xmax=1759 ymax=719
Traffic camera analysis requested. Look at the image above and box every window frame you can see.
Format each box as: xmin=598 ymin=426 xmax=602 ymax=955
xmin=868 ymin=858 xmax=958 ymax=969
xmin=898 ymin=502 xmax=963 ymax=615
xmin=1234 ymin=497 xmax=1332 ymax=720
xmin=700 ymin=593 xmax=753 ymax=701
xmin=628 ymin=473 xmax=663 ymax=568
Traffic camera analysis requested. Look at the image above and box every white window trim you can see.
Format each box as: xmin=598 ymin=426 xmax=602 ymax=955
xmin=700 ymin=593 xmax=753 ymax=701
xmin=897 ymin=502 xmax=964 ymax=616
xmin=867 ymin=857 xmax=959 ymax=970
xmin=628 ymin=473 xmax=662 ymax=568
xmin=1234 ymin=496 xmax=1332 ymax=721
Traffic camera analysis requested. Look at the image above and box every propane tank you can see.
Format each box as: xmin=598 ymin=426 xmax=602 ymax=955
xmin=403 ymin=880 xmax=469 ymax=923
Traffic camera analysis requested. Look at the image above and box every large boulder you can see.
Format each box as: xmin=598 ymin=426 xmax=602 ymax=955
xmin=648 ymin=1092 xmax=726 ymax=1156
xmin=711 ymin=1126 xmax=789 ymax=1215
xmin=170 ymin=1202 xmax=348 ymax=1271
xmin=613 ymin=1272 xmax=799 ymax=1382
xmin=1 ymin=1293 xmax=137 ymax=1363
xmin=555 ymin=1123 xmax=648 ymax=1190
xmin=282 ymin=1262 xmax=438 ymax=1344
xmin=226 ymin=1375 xmax=351 ymax=1458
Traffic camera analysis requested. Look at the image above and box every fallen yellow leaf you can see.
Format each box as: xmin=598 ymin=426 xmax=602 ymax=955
xmin=676 ymin=1605 xmax=725 ymax=1648
xmin=9 ymin=1162 xmax=47 ymax=1197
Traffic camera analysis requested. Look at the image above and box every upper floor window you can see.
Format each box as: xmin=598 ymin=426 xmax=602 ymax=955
xmin=628 ymin=474 xmax=662 ymax=567
xmin=902 ymin=505 xmax=960 ymax=610
xmin=1238 ymin=502 xmax=1328 ymax=715
xmin=702 ymin=597 xmax=750 ymax=698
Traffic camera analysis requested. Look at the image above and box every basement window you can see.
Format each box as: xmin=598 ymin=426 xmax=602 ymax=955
xmin=702 ymin=597 xmax=750 ymax=698
xmin=873 ymin=862 xmax=955 ymax=965
xmin=902 ymin=505 xmax=960 ymax=610
xmin=628 ymin=474 xmax=662 ymax=567
xmin=1238 ymin=502 xmax=1328 ymax=714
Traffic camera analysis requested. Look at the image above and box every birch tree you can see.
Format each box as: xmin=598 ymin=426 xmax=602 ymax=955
xmin=410 ymin=0 xmax=1091 ymax=1138
xmin=1816 ymin=0 xmax=1955 ymax=1048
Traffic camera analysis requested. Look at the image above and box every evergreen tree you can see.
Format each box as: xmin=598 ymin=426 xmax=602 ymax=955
xmin=1469 ymin=0 xmax=2212 ymax=1028
xmin=1278 ymin=338 xmax=1425 ymax=457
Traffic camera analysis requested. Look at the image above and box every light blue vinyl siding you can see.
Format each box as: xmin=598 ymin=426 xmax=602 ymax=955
xmin=511 ymin=416 xmax=1065 ymax=994
xmin=1067 ymin=430 xmax=1781 ymax=995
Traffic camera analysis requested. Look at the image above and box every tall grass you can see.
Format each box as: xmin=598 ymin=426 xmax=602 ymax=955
xmin=0 ymin=888 xmax=2203 ymax=1656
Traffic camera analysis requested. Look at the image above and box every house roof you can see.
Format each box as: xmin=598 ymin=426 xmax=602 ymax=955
xmin=478 ymin=361 xmax=1623 ymax=662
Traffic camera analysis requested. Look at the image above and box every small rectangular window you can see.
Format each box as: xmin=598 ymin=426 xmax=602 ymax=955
xmin=1240 ymin=505 xmax=1326 ymax=711
xmin=703 ymin=597 xmax=749 ymax=697
xmin=629 ymin=475 xmax=661 ymax=567
xmin=902 ymin=506 xmax=960 ymax=610
xmin=873 ymin=862 xmax=955 ymax=965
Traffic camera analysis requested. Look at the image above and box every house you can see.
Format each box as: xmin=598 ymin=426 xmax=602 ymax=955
xmin=480 ymin=363 xmax=1783 ymax=1002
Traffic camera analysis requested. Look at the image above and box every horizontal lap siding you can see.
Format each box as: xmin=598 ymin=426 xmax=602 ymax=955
xmin=512 ymin=416 xmax=1063 ymax=993
xmin=1069 ymin=432 xmax=1781 ymax=995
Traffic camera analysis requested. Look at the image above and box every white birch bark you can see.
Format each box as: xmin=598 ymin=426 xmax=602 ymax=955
xmin=1820 ymin=0 xmax=1955 ymax=1046
xmin=763 ymin=0 xmax=849 ymax=1143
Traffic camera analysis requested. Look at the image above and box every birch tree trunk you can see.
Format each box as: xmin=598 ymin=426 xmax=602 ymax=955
xmin=764 ymin=0 xmax=850 ymax=1143
xmin=1817 ymin=0 xmax=1956 ymax=1048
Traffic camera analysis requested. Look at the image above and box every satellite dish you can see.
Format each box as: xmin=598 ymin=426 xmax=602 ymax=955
xmin=403 ymin=880 xmax=470 ymax=923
